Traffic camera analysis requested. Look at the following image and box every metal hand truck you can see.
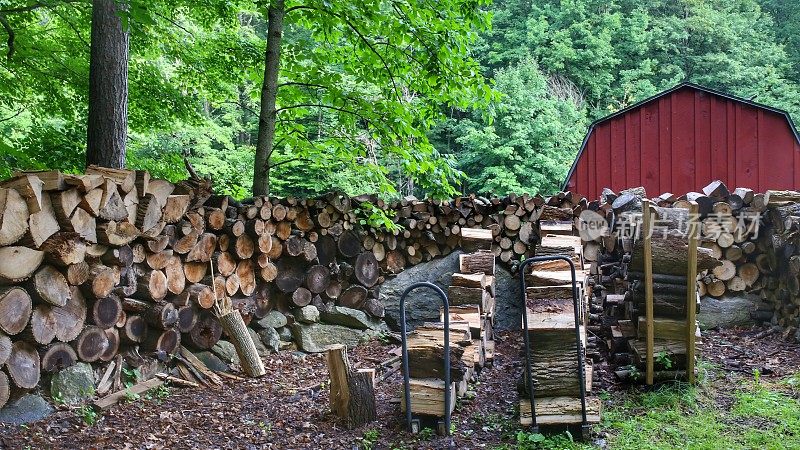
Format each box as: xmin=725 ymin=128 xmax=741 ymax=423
xmin=519 ymin=255 xmax=589 ymax=438
xmin=399 ymin=282 xmax=451 ymax=436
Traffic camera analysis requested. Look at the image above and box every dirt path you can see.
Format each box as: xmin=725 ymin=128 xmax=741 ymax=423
xmin=1 ymin=327 xmax=798 ymax=449
xmin=0 ymin=334 xmax=528 ymax=449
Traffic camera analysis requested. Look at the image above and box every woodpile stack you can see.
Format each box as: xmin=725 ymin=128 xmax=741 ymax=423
xmin=756 ymin=190 xmax=800 ymax=333
xmin=520 ymin=233 xmax=601 ymax=426
xmin=0 ymin=166 xmax=549 ymax=406
xmin=402 ymin=228 xmax=497 ymax=417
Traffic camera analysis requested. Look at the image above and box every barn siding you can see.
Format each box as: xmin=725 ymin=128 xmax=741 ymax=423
xmin=564 ymin=85 xmax=800 ymax=198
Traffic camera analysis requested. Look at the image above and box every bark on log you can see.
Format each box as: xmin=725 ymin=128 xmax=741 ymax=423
xmin=459 ymin=250 xmax=495 ymax=275
xmin=219 ymin=310 xmax=265 ymax=377
xmin=327 ymin=345 xmax=376 ymax=428
xmin=631 ymin=238 xmax=720 ymax=276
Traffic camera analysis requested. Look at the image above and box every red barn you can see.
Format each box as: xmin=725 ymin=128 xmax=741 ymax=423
xmin=562 ymin=83 xmax=800 ymax=199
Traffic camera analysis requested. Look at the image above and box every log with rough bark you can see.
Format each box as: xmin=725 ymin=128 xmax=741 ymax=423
xmin=327 ymin=345 xmax=376 ymax=428
xmin=218 ymin=310 xmax=265 ymax=377
xmin=459 ymin=250 xmax=495 ymax=275
xmin=631 ymin=238 xmax=720 ymax=276
xmin=188 ymin=311 xmax=222 ymax=349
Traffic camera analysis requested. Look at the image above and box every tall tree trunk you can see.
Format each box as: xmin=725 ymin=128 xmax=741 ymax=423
xmin=87 ymin=0 xmax=129 ymax=169
xmin=253 ymin=0 xmax=285 ymax=196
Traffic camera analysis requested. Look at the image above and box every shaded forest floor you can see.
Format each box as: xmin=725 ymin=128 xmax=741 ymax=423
xmin=1 ymin=328 xmax=799 ymax=449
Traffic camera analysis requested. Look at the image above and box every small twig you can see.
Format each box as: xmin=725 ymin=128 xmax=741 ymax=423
xmin=155 ymin=373 xmax=200 ymax=388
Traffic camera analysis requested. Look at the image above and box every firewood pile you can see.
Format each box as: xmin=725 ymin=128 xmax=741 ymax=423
xmin=519 ymin=234 xmax=601 ymax=426
xmin=571 ymin=180 xmax=800 ymax=381
xmin=401 ymin=228 xmax=497 ymax=417
xmin=0 ymin=166 xmax=548 ymax=408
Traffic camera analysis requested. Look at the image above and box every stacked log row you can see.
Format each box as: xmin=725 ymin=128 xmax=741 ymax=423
xmin=402 ymin=229 xmax=498 ymax=418
xmin=756 ymin=190 xmax=800 ymax=333
xmin=0 ymin=167 xmax=547 ymax=405
xmin=520 ymin=234 xmax=601 ymax=426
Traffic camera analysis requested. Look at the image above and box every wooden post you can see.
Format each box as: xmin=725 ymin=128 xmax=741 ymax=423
xmin=685 ymin=202 xmax=699 ymax=384
xmin=642 ymin=199 xmax=655 ymax=385
xmin=326 ymin=344 xmax=376 ymax=428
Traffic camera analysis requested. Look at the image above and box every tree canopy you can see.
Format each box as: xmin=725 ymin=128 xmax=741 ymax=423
xmin=1 ymin=0 xmax=800 ymax=197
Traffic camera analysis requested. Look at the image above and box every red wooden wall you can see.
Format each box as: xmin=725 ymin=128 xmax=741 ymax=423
xmin=563 ymin=84 xmax=800 ymax=199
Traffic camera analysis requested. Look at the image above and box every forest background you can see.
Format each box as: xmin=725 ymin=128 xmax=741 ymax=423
xmin=1 ymin=0 xmax=798 ymax=199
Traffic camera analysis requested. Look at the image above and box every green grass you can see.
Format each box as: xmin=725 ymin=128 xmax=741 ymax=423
xmin=487 ymin=365 xmax=800 ymax=450
xmin=601 ymin=372 xmax=800 ymax=450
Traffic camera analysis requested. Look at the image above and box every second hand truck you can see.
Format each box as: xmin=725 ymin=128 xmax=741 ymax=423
xmin=518 ymin=255 xmax=590 ymax=439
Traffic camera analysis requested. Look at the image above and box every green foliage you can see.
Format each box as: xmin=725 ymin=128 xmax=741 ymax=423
xmin=121 ymin=367 xmax=140 ymax=389
xmin=361 ymin=428 xmax=380 ymax=450
xmin=354 ymin=202 xmax=402 ymax=232
xmin=446 ymin=59 xmax=586 ymax=195
xmin=655 ymin=351 xmax=674 ymax=370
xmin=122 ymin=390 xmax=141 ymax=403
xmin=3 ymin=0 xmax=800 ymax=199
xmin=77 ymin=405 xmax=100 ymax=427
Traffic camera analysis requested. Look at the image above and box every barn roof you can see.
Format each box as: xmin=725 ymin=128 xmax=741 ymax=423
xmin=561 ymin=82 xmax=800 ymax=190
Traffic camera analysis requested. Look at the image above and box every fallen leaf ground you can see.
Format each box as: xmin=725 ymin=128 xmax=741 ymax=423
xmin=1 ymin=327 xmax=799 ymax=449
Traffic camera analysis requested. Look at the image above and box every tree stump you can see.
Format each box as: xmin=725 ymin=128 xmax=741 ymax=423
xmin=326 ymin=345 xmax=376 ymax=428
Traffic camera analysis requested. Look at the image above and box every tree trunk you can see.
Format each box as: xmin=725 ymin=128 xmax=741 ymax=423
xmin=327 ymin=345 xmax=376 ymax=428
xmin=87 ymin=0 xmax=129 ymax=168
xmin=252 ymin=0 xmax=285 ymax=196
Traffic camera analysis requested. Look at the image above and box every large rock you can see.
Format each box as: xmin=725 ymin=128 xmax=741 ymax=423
xmin=290 ymin=323 xmax=363 ymax=353
xmin=257 ymin=310 xmax=287 ymax=329
xmin=294 ymin=305 xmax=320 ymax=324
xmin=50 ymin=362 xmax=95 ymax=404
xmin=382 ymin=250 xmax=462 ymax=330
xmin=248 ymin=328 xmax=270 ymax=357
xmin=258 ymin=327 xmax=281 ymax=352
xmin=0 ymin=395 xmax=53 ymax=425
xmin=492 ymin=263 xmax=522 ymax=331
xmin=320 ymin=306 xmax=383 ymax=330
xmin=211 ymin=340 xmax=240 ymax=365
xmin=194 ymin=351 xmax=229 ymax=372
xmin=277 ymin=326 xmax=293 ymax=341
xmin=698 ymin=294 xmax=759 ymax=330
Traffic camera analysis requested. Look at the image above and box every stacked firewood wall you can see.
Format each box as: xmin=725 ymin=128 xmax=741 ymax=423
xmin=0 ymin=167 xmax=547 ymax=407
xmin=401 ymin=229 xmax=496 ymax=418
